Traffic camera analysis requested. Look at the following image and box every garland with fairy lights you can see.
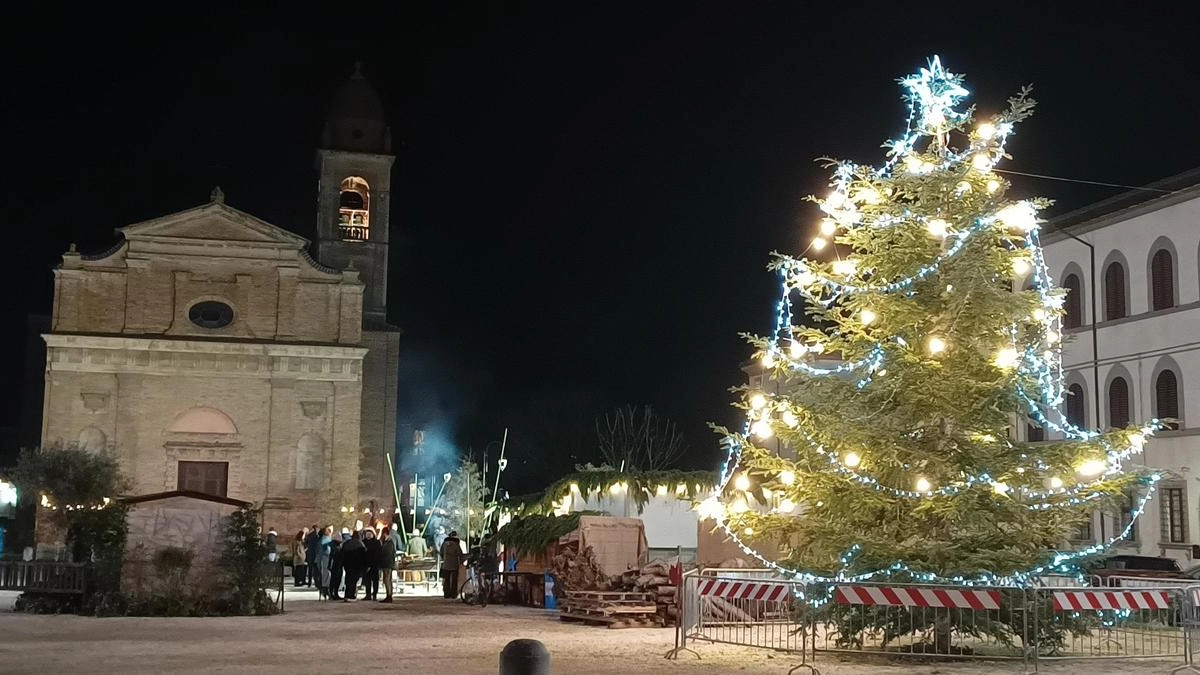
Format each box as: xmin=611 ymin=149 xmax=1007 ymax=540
xmin=706 ymin=56 xmax=1159 ymax=590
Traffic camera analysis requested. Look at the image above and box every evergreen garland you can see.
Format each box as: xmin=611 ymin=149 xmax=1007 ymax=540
xmin=507 ymin=468 xmax=718 ymax=516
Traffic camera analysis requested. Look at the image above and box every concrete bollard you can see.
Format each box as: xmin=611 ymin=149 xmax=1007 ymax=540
xmin=498 ymin=639 xmax=551 ymax=675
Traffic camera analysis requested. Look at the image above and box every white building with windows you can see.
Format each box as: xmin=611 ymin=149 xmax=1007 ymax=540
xmin=1036 ymin=167 xmax=1200 ymax=563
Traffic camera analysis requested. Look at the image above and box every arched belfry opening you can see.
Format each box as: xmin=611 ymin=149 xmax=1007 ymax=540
xmin=339 ymin=176 xmax=370 ymax=240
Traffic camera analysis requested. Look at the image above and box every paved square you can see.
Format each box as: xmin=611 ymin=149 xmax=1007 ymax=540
xmin=0 ymin=591 xmax=1175 ymax=674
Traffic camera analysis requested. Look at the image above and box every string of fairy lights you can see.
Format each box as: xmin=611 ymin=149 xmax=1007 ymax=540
xmin=705 ymin=56 xmax=1159 ymax=589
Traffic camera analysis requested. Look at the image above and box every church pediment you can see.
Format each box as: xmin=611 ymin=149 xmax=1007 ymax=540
xmin=118 ymin=202 xmax=309 ymax=249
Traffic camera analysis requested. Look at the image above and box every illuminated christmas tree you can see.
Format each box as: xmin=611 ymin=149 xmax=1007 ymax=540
xmin=704 ymin=57 xmax=1161 ymax=587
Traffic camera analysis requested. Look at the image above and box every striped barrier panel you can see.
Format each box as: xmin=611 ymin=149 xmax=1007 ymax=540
xmin=835 ymin=585 xmax=1002 ymax=610
xmin=1051 ymin=589 xmax=1172 ymax=611
xmin=696 ymin=578 xmax=791 ymax=603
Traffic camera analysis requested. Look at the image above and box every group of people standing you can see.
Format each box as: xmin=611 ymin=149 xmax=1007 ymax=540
xmin=289 ymin=525 xmax=402 ymax=602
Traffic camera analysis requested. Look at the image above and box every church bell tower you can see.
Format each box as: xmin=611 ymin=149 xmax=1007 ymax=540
xmin=315 ymin=62 xmax=400 ymax=510
xmin=315 ymin=62 xmax=394 ymax=321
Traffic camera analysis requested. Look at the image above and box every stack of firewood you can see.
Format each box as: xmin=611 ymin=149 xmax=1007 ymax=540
xmin=610 ymin=558 xmax=679 ymax=624
xmin=550 ymin=542 xmax=609 ymax=591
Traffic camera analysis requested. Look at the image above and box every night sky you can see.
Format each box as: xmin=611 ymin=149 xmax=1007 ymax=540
xmin=3 ymin=5 xmax=1198 ymax=493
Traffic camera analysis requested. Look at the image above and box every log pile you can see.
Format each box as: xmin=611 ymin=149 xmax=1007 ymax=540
xmin=550 ymin=542 xmax=610 ymax=591
xmin=550 ymin=548 xmax=682 ymax=628
xmin=612 ymin=558 xmax=678 ymax=625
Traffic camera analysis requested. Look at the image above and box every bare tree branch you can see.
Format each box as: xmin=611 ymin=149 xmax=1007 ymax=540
xmin=595 ymin=405 xmax=688 ymax=471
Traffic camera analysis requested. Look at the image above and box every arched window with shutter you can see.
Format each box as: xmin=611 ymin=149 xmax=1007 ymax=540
xmin=1104 ymin=260 xmax=1127 ymax=320
xmin=1155 ymin=369 xmax=1181 ymax=430
xmin=1150 ymin=247 xmax=1175 ymax=311
xmin=1063 ymin=273 xmax=1083 ymax=328
xmin=1108 ymin=377 xmax=1130 ymax=428
xmin=1066 ymin=382 xmax=1086 ymax=428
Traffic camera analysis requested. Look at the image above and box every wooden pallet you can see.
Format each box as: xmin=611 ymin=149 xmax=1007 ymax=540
xmin=559 ymin=611 xmax=665 ymax=629
xmin=561 ymin=603 xmax=658 ymax=617
xmin=565 ymin=590 xmax=653 ymax=602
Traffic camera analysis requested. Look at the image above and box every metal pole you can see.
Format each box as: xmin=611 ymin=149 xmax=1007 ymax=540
xmin=385 ymin=453 xmax=407 ymax=547
xmin=418 ymin=474 xmax=453 ymax=538
xmin=488 ymin=428 xmax=509 ymax=531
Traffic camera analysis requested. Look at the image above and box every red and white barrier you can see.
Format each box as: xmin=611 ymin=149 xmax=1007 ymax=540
xmin=835 ymin=585 xmax=1001 ymax=610
xmin=697 ymin=578 xmax=791 ymax=603
xmin=1051 ymin=589 xmax=1171 ymax=611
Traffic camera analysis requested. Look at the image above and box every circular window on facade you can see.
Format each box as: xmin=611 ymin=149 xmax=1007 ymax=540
xmin=188 ymin=301 xmax=234 ymax=329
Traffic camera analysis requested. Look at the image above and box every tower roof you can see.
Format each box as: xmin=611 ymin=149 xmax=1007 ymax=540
xmin=322 ymin=62 xmax=392 ymax=154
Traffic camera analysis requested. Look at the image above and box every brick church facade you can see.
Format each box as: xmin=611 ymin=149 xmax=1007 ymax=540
xmin=37 ymin=66 xmax=400 ymax=534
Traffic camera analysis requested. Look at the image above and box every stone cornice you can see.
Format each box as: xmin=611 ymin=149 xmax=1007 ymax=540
xmin=42 ymin=334 xmax=366 ymax=381
xmin=43 ymin=333 xmax=367 ymax=357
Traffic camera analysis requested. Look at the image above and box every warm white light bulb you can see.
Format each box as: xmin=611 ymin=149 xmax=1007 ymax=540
xmin=956 ymin=180 xmax=973 ymax=194
xmin=1046 ymin=330 xmax=1060 ymax=344
xmin=926 ymin=218 xmax=949 ymax=238
xmin=991 ymin=481 xmax=1010 ymax=495
xmin=1012 ymin=257 xmax=1032 ymax=276
xmin=656 ymin=484 xmax=668 ymax=496
xmin=843 ymin=451 xmax=862 ymax=468
xmin=1077 ymin=459 xmax=1107 ymax=477
xmin=781 ymin=410 xmax=798 ymax=428
xmin=730 ymin=496 xmax=749 ymax=514
xmin=904 ymin=155 xmax=926 ymax=173
xmin=832 ymin=259 xmax=857 ymax=277
xmin=752 ymin=420 xmax=773 ymax=439
xmin=986 ymin=179 xmax=1001 ymax=193
xmin=1048 ymin=476 xmax=1064 ymax=490
xmin=790 ymin=341 xmax=808 ymax=358
xmin=777 ymin=498 xmax=796 ymax=513
xmin=809 ymin=342 xmax=826 ymax=354
xmin=915 ymin=477 xmax=932 ymax=493
xmin=762 ymin=351 xmax=776 ymax=368
xmin=976 ymin=122 xmax=997 ymax=140
xmin=1129 ymin=433 xmax=1146 ymax=449
xmin=927 ymin=336 xmax=947 ymax=355
xmin=696 ymin=497 xmax=723 ymax=521
xmin=825 ymin=191 xmax=847 ymax=208
xmin=856 ymin=187 xmax=881 ymax=205
xmin=734 ymin=473 xmax=751 ymax=491
xmin=860 ymin=309 xmax=877 ymax=326
xmin=811 ymin=237 xmax=828 ymax=251
xmin=1032 ymin=308 xmax=1047 ymax=321
xmin=994 ymin=347 xmax=1019 ymax=370
xmin=779 ymin=470 xmax=796 ymax=486
xmin=750 ymin=393 xmax=767 ymax=409
xmin=972 ymin=154 xmax=993 ymax=171
xmin=743 ymin=527 xmax=755 ymax=536
xmin=819 ymin=218 xmax=837 ymax=236
xmin=997 ymin=202 xmax=1038 ymax=232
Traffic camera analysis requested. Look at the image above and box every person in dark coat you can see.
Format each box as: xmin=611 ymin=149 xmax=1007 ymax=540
xmin=362 ymin=528 xmax=382 ymax=601
xmin=440 ymin=531 xmax=464 ymax=599
xmin=303 ymin=525 xmax=321 ymax=586
xmin=379 ymin=530 xmax=397 ymax=602
xmin=341 ymin=531 xmax=367 ymax=602
xmin=327 ymin=534 xmax=344 ymax=600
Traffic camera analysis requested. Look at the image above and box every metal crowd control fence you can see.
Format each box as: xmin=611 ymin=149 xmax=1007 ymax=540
xmin=0 ymin=561 xmax=87 ymax=594
xmin=260 ymin=560 xmax=286 ymax=612
xmin=667 ymin=569 xmax=1200 ymax=673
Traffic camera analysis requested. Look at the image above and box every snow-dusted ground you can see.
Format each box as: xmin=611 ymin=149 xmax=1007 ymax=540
xmin=0 ymin=590 xmax=1178 ymax=674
